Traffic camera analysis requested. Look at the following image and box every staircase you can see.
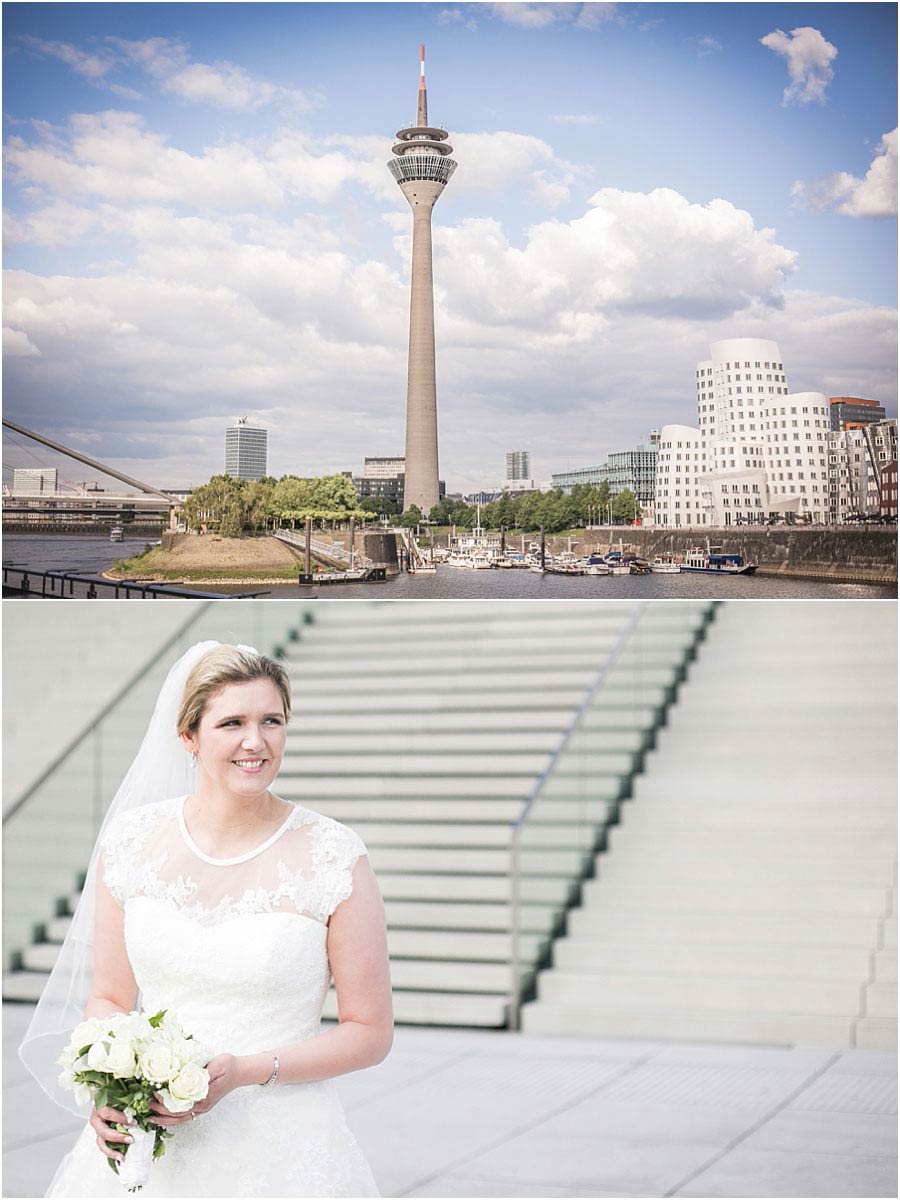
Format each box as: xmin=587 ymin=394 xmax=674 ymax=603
xmin=4 ymin=600 xmax=713 ymax=1028
xmin=522 ymin=600 xmax=898 ymax=1050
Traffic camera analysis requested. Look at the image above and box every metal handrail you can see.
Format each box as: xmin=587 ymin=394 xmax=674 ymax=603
xmin=508 ymin=600 xmax=647 ymax=1029
xmin=3 ymin=603 xmax=215 ymax=825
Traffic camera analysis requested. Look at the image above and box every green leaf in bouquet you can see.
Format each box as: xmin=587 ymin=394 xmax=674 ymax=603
xmin=148 ymin=1010 xmax=167 ymax=1029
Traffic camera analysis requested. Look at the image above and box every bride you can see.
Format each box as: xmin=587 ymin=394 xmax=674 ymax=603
xmin=20 ymin=641 xmax=392 ymax=1197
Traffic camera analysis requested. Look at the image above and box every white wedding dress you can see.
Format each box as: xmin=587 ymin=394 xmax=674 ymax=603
xmin=46 ymin=797 xmax=380 ymax=1198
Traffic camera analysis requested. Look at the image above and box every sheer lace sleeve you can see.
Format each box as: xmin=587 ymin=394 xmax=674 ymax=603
xmin=99 ymin=800 xmax=171 ymax=906
xmin=309 ymin=816 xmax=368 ymax=922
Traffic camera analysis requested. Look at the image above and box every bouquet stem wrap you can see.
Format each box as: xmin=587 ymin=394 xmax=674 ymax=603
xmin=117 ymin=1119 xmax=156 ymax=1193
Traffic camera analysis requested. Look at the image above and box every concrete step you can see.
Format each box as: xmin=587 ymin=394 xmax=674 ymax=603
xmin=520 ymin=1002 xmax=854 ymax=1047
xmin=283 ymin=729 xmax=648 ymax=753
xmin=874 ymin=950 xmax=897 ymax=982
xmin=289 ymin=684 xmax=670 ymax=714
xmin=323 ymin=989 xmax=507 ymax=1027
xmin=580 ymin=879 xmax=890 ymax=917
xmin=279 ymin=750 xmax=634 ymax=777
xmin=295 ymin=799 xmax=615 ymax=823
xmin=864 ymin=983 xmax=897 ymax=1019
xmin=287 ymin=645 xmax=691 ymax=675
xmin=3 ymin=971 xmax=48 ymax=1002
xmin=630 ymin=777 xmax=897 ymax=806
xmin=618 ymin=801 xmax=896 ymax=831
xmin=387 ymin=928 xmax=544 ymax=962
xmin=376 ymin=874 xmax=576 ymax=905
xmin=383 ymin=900 xmax=556 ymax=932
xmin=566 ymin=908 xmax=880 ymax=948
xmin=883 ymin=918 xmax=898 ymax=949
xmin=279 ymin=706 xmax=661 ymax=734
xmin=606 ymin=826 xmax=898 ymax=859
xmin=323 ymin=823 xmax=599 ymax=848
xmin=370 ymin=847 xmax=588 ymax=875
xmin=535 ymin=969 xmax=862 ymax=1015
xmin=856 ymin=1018 xmax=898 ymax=1051
xmin=551 ymin=938 xmax=872 ymax=981
xmin=595 ymin=855 xmax=897 ymax=888
xmin=388 ymin=960 xmax=511 ymax=993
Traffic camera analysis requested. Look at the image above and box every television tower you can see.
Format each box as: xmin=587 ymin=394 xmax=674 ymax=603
xmin=387 ymin=46 xmax=457 ymax=513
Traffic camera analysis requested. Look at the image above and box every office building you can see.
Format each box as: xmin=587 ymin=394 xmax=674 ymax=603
xmin=828 ymin=419 xmax=898 ymax=521
xmin=829 ymin=396 xmax=887 ymax=431
xmin=551 ymin=441 xmax=658 ymax=503
xmin=225 ymin=419 xmax=267 ymax=481
xmin=364 ymin=457 xmax=405 ymax=480
xmin=12 ymin=468 xmax=58 ymax=494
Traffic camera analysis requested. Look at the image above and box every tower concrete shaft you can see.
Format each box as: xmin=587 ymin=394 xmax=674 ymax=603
xmin=387 ymin=46 xmax=457 ymax=512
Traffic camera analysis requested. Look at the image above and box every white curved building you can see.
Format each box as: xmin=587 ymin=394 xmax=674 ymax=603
xmin=654 ymin=425 xmax=707 ymax=528
xmin=655 ymin=338 xmax=831 ymax=527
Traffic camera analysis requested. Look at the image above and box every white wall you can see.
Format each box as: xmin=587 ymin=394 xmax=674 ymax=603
xmin=3 ymin=603 xmax=198 ymax=808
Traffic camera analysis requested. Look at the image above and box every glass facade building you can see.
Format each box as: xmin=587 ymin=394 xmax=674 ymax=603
xmin=224 ymin=420 xmax=267 ymax=482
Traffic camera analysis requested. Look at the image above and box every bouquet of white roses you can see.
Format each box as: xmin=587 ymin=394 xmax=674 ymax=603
xmin=57 ymin=1009 xmax=210 ymax=1193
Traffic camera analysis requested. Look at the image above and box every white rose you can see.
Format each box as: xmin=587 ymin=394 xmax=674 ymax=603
xmin=86 ymin=1041 xmax=110 ymax=1072
xmin=70 ymin=1018 xmax=103 ymax=1052
xmin=139 ymin=1041 xmax=178 ymax=1084
xmin=105 ymin=1041 xmax=137 ymax=1079
xmin=159 ymin=1063 xmax=210 ymax=1113
xmin=57 ymin=1067 xmax=76 ymax=1092
xmin=171 ymin=1037 xmax=204 ymax=1067
xmin=112 ymin=1013 xmax=151 ymax=1042
xmin=160 ymin=1014 xmax=185 ymax=1040
xmin=73 ymin=1081 xmax=93 ymax=1108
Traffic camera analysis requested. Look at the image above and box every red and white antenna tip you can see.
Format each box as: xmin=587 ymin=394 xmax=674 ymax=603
xmin=419 ymin=44 xmax=426 ymax=88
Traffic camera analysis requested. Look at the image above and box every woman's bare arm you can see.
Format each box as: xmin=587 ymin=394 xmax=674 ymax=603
xmin=84 ymin=856 xmax=139 ymax=1019
xmin=233 ymin=856 xmax=393 ymax=1088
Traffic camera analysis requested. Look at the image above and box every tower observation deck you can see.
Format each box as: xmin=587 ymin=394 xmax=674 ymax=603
xmin=387 ymin=46 xmax=457 ymax=513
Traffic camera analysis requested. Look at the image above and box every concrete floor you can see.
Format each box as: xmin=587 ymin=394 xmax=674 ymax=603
xmin=3 ymin=1005 xmax=896 ymax=1199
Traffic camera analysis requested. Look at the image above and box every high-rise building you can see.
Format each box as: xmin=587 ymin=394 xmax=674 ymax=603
xmin=364 ymin=457 xmax=405 ymax=480
xmin=12 ymin=468 xmax=58 ymax=493
xmin=506 ymin=451 xmax=530 ymax=481
xmin=225 ymin=418 xmax=267 ymax=481
xmin=655 ymin=338 xmax=831 ymax=526
xmin=829 ymin=396 xmax=887 ymax=430
xmin=387 ymin=46 xmax=457 ymax=513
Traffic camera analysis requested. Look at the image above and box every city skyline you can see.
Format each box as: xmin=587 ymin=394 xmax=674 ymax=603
xmin=3 ymin=2 xmax=897 ymax=492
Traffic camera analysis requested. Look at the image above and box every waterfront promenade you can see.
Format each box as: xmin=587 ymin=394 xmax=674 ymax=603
xmin=4 ymin=1005 xmax=896 ymax=1197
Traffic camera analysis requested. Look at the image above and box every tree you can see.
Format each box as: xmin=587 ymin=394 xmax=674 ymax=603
xmin=397 ymin=504 xmax=423 ymax=528
xmin=611 ymin=488 xmax=639 ymax=523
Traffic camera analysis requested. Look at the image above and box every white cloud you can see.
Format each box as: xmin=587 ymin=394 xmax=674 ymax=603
xmin=3 ymin=326 xmax=41 ymax=357
xmin=437 ymin=8 xmax=479 ymax=30
xmin=760 ymin=26 xmax=838 ymax=105
xmin=791 ymin=129 xmax=898 ymax=219
xmin=5 ymin=115 xmax=583 ymax=216
xmin=20 ymin=36 xmax=114 ymax=81
xmin=688 ymin=35 xmax=723 ymax=57
xmin=2 ymin=200 xmax=99 ymax=247
xmin=109 ymin=35 xmax=315 ymax=112
xmin=487 ymin=3 xmax=623 ymax=30
xmin=434 ymin=187 xmax=798 ymax=329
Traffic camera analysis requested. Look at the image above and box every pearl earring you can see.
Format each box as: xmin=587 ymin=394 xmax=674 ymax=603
xmin=190 ymin=752 xmax=198 ymax=768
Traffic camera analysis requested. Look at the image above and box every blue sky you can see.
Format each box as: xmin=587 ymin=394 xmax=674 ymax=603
xmin=3 ymin=2 xmax=897 ymax=491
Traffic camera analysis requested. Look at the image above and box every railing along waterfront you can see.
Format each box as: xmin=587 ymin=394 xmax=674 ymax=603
xmin=507 ymin=601 xmax=715 ymax=1029
xmin=2 ymin=601 xmax=316 ymax=970
xmin=2 ymin=567 xmax=271 ymax=599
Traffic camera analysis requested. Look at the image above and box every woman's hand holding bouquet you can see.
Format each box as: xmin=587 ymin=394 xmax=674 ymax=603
xmin=57 ymin=1010 xmax=210 ymax=1193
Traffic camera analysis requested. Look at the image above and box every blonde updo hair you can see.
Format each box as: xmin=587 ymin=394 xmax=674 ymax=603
xmin=177 ymin=645 xmax=292 ymax=737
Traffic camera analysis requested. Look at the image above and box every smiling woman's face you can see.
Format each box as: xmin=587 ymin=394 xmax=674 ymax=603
xmin=183 ymin=677 xmax=287 ymax=797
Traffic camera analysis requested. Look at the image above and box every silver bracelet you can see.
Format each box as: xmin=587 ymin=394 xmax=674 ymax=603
xmin=260 ymin=1054 xmax=279 ymax=1087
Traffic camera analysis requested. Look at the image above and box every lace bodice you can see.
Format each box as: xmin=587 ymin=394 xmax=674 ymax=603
xmin=98 ymin=798 xmax=368 ymax=1056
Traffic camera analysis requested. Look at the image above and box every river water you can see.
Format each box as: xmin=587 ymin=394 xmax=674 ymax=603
xmin=3 ymin=534 xmax=895 ymax=600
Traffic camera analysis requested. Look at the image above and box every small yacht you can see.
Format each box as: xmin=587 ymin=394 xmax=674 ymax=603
xmin=109 ymin=523 xmax=124 ymax=543
xmin=649 ymin=554 xmax=681 ymax=573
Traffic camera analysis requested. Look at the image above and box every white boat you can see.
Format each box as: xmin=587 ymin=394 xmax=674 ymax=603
xmin=649 ymin=554 xmax=681 ymax=573
xmin=447 ymin=506 xmax=505 ymax=569
xmin=584 ymin=563 xmax=612 ymax=576
xmin=109 ymin=523 xmax=124 ymax=543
